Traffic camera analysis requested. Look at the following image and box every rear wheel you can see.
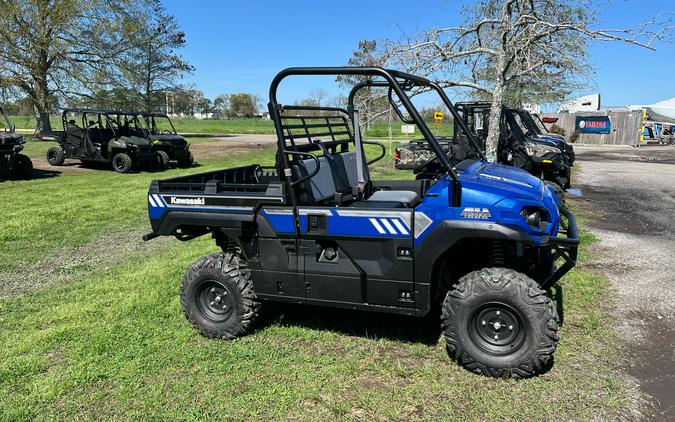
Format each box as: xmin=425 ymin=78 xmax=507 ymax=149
xmin=11 ymin=154 xmax=33 ymax=180
xmin=181 ymin=252 xmax=260 ymax=339
xmin=177 ymin=151 xmax=194 ymax=168
xmin=441 ymin=268 xmax=558 ymax=379
xmin=47 ymin=147 xmax=65 ymax=166
xmin=111 ymin=153 xmax=133 ymax=173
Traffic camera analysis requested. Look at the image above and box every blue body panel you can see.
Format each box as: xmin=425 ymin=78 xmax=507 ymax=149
xmin=148 ymin=161 xmax=559 ymax=248
xmin=414 ymin=161 xmax=559 ymax=247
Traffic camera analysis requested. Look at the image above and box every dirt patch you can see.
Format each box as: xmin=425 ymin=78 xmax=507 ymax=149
xmin=0 ymin=226 xmax=171 ymax=298
xmin=190 ymin=140 xmax=273 ymax=161
xmin=572 ymin=145 xmax=675 ymax=420
xmin=31 ymin=159 xmax=101 ymax=174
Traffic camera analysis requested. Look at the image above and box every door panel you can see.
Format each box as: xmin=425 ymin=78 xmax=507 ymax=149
xmin=254 ymin=209 xmax=304 ymax=300
xmin=299 ymin=207 xmax=415 ymax=308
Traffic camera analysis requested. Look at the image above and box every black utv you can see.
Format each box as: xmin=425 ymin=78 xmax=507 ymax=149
xmin=397 ymin=102 xmax=573 ymax=190
xmin=44 ymin=109 xmax=156 ymax=173
xmin=0 ymin=106 xmax=32 ymax=180
xmin=142 ymin=112 xmax=193 ymax=168
xmin=511 ymin=108 xmax=575 ymax=166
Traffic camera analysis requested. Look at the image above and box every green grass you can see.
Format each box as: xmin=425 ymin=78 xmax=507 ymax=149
xmin=0 ymin=140 xmax=276 ymax=272
xmin=0 ymin=227 xmax=624 ymax=421
xmin=9 ymin=115 xmax=453 ymax=139
xmin=0 ymin=143 xmax=626 ymax=420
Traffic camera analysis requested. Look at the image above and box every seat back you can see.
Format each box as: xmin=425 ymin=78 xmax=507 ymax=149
xmin=331 ymin=151 xmax=370 ymax=192
xmin=291 ymin=156 xmax=336 ymax=204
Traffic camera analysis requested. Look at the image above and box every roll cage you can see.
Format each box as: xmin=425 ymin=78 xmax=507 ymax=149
xmin=513 ymin=109 xmax=544 ymax=137
xmin=268 ymin=67 xmax=486 ymax=208
xmin=142 ymin=112 xmax=178 ymax=135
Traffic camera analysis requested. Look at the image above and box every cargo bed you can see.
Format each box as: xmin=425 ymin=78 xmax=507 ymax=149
xmin=147 ymin=164 xmax=285 ymax=237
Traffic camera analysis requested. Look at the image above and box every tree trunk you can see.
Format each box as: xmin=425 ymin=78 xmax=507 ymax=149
xmin=145 ymin=43 xmax=152 ymax=113
xmin=485 ymin=46 xmax=508 ymax=162
xmin=36 ymin=107 xmax=52 ymax=132
xmin=33 ymin=73 xmax=52 ymax=132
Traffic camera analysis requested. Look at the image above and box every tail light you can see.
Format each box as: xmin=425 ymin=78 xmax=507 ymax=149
xmin=395 ymin=149 xmax=400 ymax=162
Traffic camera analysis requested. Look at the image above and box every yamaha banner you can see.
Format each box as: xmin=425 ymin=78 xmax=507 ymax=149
xmin=576 ymin=116 xmax=611 ymax=134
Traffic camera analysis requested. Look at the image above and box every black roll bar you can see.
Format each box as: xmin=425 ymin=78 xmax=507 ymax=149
xmin=269 ymin=67 xmax=464 ymax=207
xmin=348 ymin=80 xmax=486 ymax=162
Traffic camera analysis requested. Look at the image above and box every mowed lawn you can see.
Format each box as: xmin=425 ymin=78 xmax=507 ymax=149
xmin=0 ymin=140 xmax=626 ymax=420
xmin=10 ymin=114 xmax=452 ymax=139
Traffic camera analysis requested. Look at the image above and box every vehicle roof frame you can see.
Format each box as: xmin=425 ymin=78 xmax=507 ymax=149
xmin=268 ymin=66 xmax=470 ymax=207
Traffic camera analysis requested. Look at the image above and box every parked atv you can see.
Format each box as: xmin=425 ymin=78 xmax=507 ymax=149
xmin=512 ymin=108 xmax=575 ymax=166
xmin=141 ymin=112 xmax=193 ymax=168
xmin=0 ymin=106 xmax=32 ymax=180
xmin=144 ymin=67 xmax=579 ymax=379
xmin=44 ymin=109 xmax=155 ymax=173
xmin=396 ymin=102 xmax=573 ymax=190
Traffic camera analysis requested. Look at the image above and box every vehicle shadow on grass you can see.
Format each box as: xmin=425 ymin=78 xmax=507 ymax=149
xmin=31 ymin=168 xmax=62 ymax=179
xmin=258 ymin=302 xmax=443 ymax=346
xmin=0 ymin=168 xmax=61 ymax=181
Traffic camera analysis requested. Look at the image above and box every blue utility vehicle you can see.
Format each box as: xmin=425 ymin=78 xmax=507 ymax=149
xmin=144 ymin=68 xmax=579 ymax=378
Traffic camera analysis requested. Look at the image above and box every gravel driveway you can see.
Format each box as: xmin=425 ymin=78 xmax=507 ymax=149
xmin=571 ymin=145 xmax=675 ymax=420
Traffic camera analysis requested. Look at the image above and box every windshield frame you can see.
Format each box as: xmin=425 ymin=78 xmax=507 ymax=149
xmin=144 ymin=114 xmax=178 ymax=135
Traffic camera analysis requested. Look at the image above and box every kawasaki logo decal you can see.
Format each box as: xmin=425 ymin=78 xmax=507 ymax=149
xmin=170 ymin=196 xmax=205 ymax=205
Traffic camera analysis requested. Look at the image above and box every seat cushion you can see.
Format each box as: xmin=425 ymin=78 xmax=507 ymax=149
xmin=367 ymin=190 xmax=419 ymax=207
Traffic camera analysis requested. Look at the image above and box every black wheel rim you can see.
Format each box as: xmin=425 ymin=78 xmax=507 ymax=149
xmin=196 ymin=281 xmax=235 ymax=322
xmin=468 ymin=302 xmax=526 ymax=356
xmin=48 ymin=150 xmax=57 ymax=163
xmin=113 ymin=157 xmax=125 ymax=171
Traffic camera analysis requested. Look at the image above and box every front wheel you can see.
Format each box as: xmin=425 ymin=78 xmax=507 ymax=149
xmin=153 ymin=150 xmax=170 ymax=171
xmin=181 ymin=253 xmax=260 ymax=339
xmin=111 ymin=153 xmax=133 ymax=173
xmin=11 ymin=154 xmax=33 ymax=180
xmin=441 ymin=268 xmax=558 ymax=379
xmin=177 ymin=151 xmax=194 ymax=168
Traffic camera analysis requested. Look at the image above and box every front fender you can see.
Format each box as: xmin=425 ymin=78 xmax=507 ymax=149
xmin=414 ymin=220 xmax=534 ymax=285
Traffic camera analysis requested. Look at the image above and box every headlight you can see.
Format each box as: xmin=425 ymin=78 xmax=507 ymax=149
xmin=525 ymin=142 xmax=560 ymax=157
xmin=520 ymin=207 xmax=549 ymax=232
xmin=126 ymin=143 xmax=139 ymax=148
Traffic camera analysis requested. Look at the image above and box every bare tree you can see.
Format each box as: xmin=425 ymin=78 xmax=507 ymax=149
xmin=120 ymin=1 xmax=193 ymax=113
xmin=309 ymin=89 xmax=328 ymax=107
xmin=339 ymin=40 xmax=396 ymax=130
xmin=389 ymin=0 xmax=673 ymax=160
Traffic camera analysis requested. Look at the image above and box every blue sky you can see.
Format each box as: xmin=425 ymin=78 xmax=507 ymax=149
xmin=163 ymin=0 xmax=674 ymax=108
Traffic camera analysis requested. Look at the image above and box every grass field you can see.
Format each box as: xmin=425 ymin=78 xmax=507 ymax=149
xmin=0 ymin=140 xmax=626 ymax=420
xmin=9 ymin=115 xmax=452 ymax=139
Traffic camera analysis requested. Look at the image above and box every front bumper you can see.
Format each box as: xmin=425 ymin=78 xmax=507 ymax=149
xmin=539 ymin=206 xmax=579 ymax=288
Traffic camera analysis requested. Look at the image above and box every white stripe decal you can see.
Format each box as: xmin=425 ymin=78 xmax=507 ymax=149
xmin=148 ymin=195 xmax=157 ymax=207
xmin=369 ymin=218 xmax=386 ymax=234
xmin=392 ymin=219 xmax=409 ymax=235
xmin=154 ymin=195 xmax=164 ymax=207
xmin=380 ymin=219 xmax=398 ymax=235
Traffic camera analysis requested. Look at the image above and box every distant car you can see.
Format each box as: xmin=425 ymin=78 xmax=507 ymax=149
xmin=395 ymin=102 xmax=574 ymax=190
